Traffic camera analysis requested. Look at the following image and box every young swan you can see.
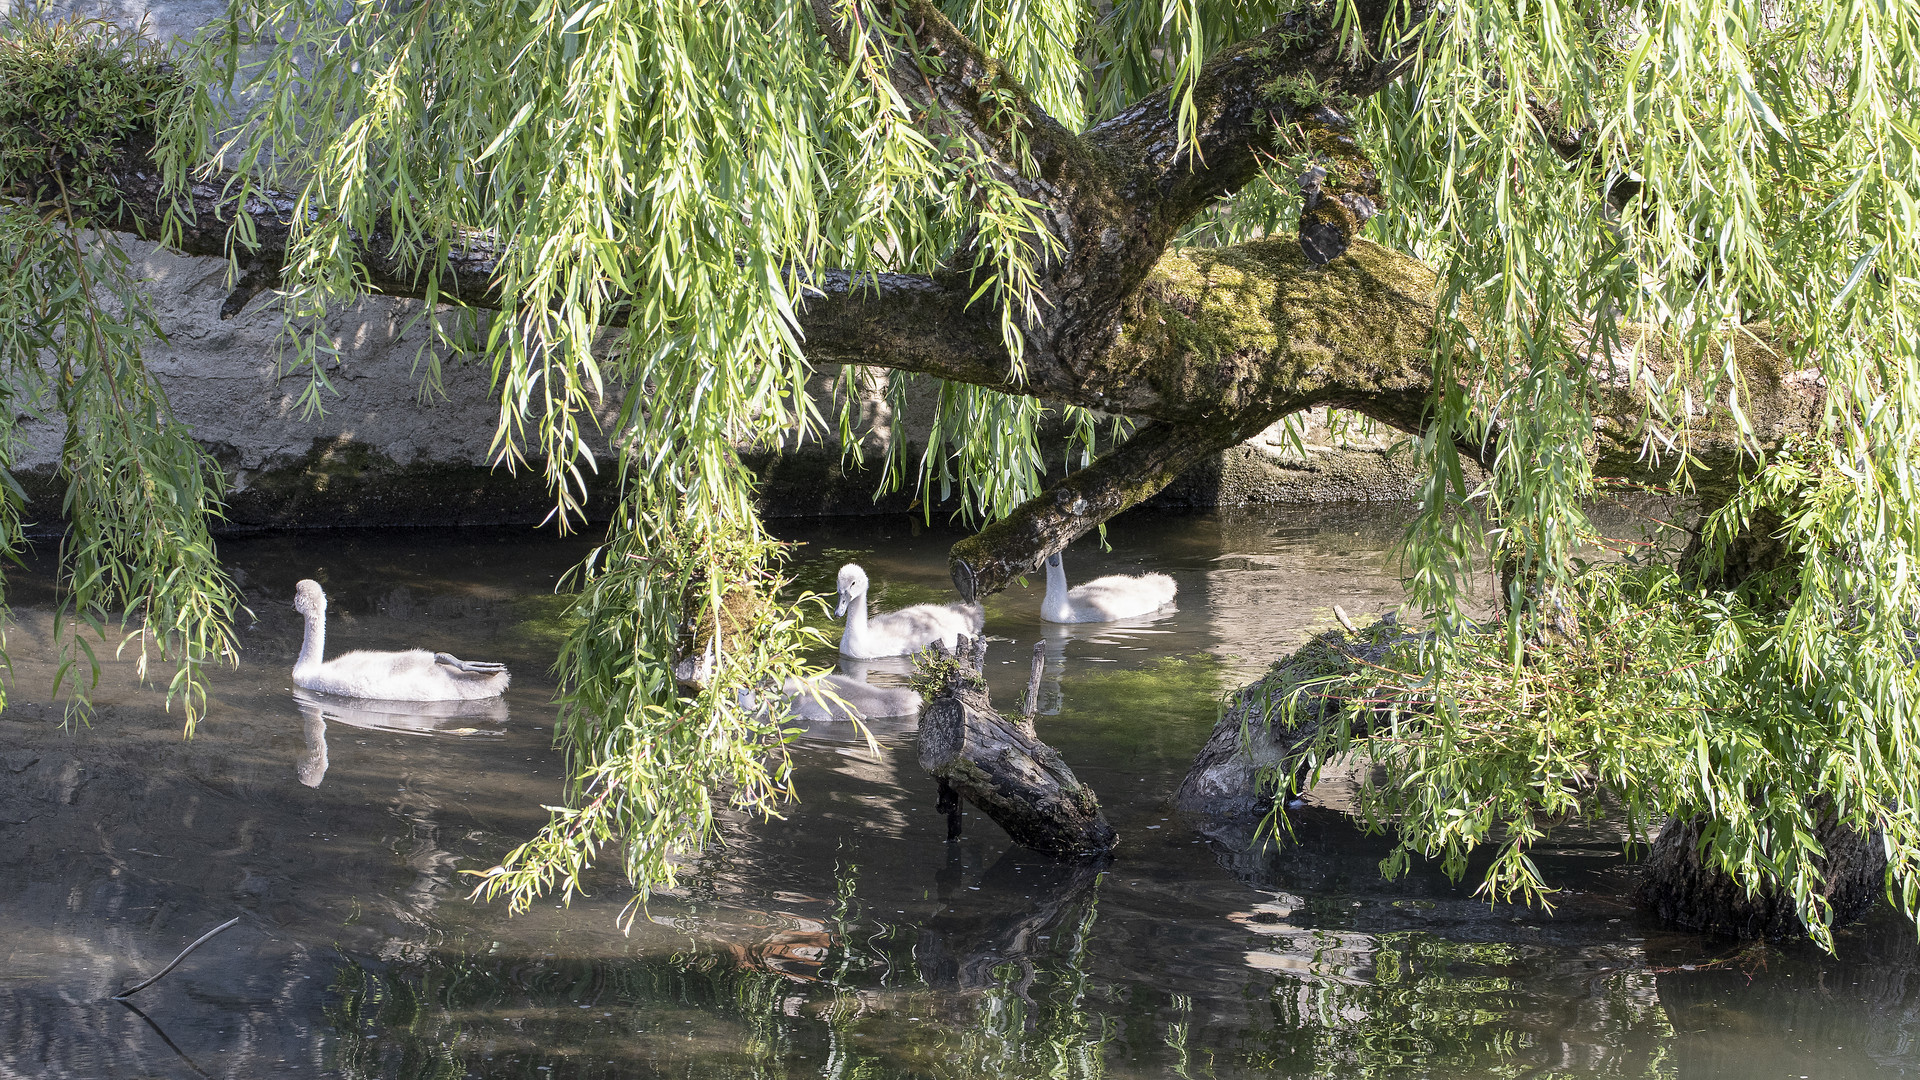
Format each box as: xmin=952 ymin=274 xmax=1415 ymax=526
xmin=780 ymin=673 xmax=923 ymax=720
xmin=1040 ymin=551 xmax=1177 ymax=623
xmin=834 ymin=563 xmax=983 ymax=658
xmin=291 ymin=579 xmax=510 ymax=701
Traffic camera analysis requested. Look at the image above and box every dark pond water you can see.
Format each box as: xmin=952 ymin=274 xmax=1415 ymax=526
xmin=3 ymin=504 xmax=1918 ymax=1079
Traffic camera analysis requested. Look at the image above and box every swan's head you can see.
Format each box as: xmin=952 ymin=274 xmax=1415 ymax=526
xmin=834 ymin=564 xmax=868 ymax=617
xmin=293 ymin=579 xmax=328 ymax=617
xmin=1045 ymin=552 xmax=1062 ymax=568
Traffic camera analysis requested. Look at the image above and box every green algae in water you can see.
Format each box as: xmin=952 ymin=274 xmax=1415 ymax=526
xmin=508 ymin=592 xmax=583 ymax=650
xmin=1048 ymin=654 xmax=1228 ymax=771
xmin=1055 ymin=654 xmax=1226 ymax=730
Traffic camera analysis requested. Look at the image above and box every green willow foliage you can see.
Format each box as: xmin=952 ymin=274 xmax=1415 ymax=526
xmin=141 ymin=0 xmax=1151 ymax=909
xmin=0 ymin=13 xmax=241 ymax=727
xmin=4 ymin=0 xmax=1918 ymax=940
xmin=1320 ymin=1 xmax=1919 ymax=948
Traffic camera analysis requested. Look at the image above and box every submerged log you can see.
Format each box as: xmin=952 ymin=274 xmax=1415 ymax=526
xmin=1637 ymin=809 xmax=1887 ymax=940
xmin=915 ymin=637 xmax=1117 ymax=859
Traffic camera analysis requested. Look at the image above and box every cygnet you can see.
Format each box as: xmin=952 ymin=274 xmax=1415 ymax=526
xmin=291 ymin=579 xmax=510 ymax=701
xmin=1040 ymin=551 xmax=1176 ymax=623
xmin=781 ymin=673 xmax=923 ymax=720
xmin=835 ymin=563 xmax=983 ymax=658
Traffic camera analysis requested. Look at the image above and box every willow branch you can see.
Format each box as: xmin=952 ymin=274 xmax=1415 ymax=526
xmin=1087 ymin=2 xmax=1419 ymax=264
xmin=948 ymin=414 xmax=1283 ymax=599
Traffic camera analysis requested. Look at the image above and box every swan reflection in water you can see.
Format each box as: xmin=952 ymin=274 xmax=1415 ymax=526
xmin=293 ymin=687 xmax=509 ymax=788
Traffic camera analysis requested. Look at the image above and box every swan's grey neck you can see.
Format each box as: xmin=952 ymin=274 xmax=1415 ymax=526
xmin=1042 ymin=557 xmax=1071 ymax=623
xmin=841 ymin=590 xmax=869 ymax=651
xmin=295 ymin=608 xmax=327 ymax=676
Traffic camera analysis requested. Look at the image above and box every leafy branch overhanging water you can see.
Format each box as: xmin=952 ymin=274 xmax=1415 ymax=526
xmin=1 ymin=0 xmax=1917 ymax=942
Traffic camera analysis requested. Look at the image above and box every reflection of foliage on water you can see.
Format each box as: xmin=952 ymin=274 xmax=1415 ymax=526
xmin=326 ymin=960 xmax=468 ymax=1080
xmin=1053 ymin=655 xmax=1226 ymax=758
xmin=941 ymin=882 xmax=1110 ymax=1080
xmin=1231 ymin=931 xmax=1676 ymax=1079
xmin=317 ymin=868 xmax=1672 ymax=1079
xmin=313 ymin=861 xmax=1116 ymax=1079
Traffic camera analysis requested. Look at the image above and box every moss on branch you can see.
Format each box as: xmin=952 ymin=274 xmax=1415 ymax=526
xmin=0 ymin=13 xmax=178 ymax=219
xmin=1106 ymin=237 xmax=1441 ymax=425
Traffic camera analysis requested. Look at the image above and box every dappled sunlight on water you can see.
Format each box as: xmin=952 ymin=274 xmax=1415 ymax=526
xmin=3 ymin=505 xmax=1918 ymax=1078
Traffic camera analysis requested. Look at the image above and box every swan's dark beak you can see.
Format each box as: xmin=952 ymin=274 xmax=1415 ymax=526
xmin=834 ymin=594 xmax=849 ymax=617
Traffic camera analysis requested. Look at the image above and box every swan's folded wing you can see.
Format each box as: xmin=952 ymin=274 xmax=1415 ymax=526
xmin=946 ymin=602 xmax=986 ymax=634
xmin=1073 ymin=573 xmax=1177 ymax=619
xmin=434 ymin=652 xmax=510 ymax=674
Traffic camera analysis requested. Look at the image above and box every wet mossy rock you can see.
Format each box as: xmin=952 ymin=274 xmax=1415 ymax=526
xmin=215 ymin=439 xmax=622 ymax=528
xmin=1177 ymin=616 xmax=1414 ymax=822
xmin=1181 ymin=617 xmax=1895 ymax=941
xmin=18 ymin=437 xmax=619 ymax=533
xmin=20 ymin=428 xmax=1436 ymax=535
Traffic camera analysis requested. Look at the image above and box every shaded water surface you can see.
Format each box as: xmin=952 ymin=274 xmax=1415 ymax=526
xmin=3 ymin=505 xmax=1918 ymax=1079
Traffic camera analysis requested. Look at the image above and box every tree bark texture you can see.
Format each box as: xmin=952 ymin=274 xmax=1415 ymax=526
xmin=1637 ymin=811 xmax=1887 ymax=941
xmin=915 ymin=636 xmax=1117 ymax=859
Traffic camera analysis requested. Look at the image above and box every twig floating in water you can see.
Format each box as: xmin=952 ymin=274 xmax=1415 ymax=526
xmin=112 ymin=917 xmax=242 ymax=1000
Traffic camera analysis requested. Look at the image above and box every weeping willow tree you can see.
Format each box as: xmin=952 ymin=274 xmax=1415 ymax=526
xmin=3 ymin=0 xmax=1917 ymax=941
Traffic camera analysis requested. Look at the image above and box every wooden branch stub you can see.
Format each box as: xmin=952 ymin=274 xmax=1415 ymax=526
xmin=1019 ymin=640 xmax=1045 ymax=732
xmin=915 ymin=636 xmax=1117 ymax=859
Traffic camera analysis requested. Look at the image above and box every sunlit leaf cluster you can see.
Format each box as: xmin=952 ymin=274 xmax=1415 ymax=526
xmin=1321 ymin=0 xmax=1920 ymax=944
xmin=1284 ymin=439 xmax=1920 ymax=946
xmin=0 ymin=13 xmax=240 ymax=725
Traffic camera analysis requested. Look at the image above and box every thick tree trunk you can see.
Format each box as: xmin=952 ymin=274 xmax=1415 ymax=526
xmin=915 ymin=636 xmax=1117 ymax=859
xmin=1637 ymin=811 xmax=1887 ymax=940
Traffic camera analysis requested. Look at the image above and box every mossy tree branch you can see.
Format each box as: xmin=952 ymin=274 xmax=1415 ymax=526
xmin=9 ymin=7 xmax=1823 ymax=599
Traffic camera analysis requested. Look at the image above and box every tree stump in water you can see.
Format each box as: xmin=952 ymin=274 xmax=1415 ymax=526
xmin=1637 ymin=808 xmax=1886 ymax=940
xmin=915 ymin=636 xmax=1117 ymax=859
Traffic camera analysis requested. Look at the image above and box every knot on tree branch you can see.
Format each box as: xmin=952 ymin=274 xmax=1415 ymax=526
xmin=1295 ymin=105 xmax=1381 ymax=265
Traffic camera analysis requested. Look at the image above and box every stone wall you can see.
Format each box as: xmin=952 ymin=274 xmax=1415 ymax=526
xmin=17 ymin=1 xmax=1428 ymax=532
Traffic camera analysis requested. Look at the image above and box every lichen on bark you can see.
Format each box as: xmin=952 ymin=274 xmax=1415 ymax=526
xmin=1108 ymin=237 xmax=1441 ymax=423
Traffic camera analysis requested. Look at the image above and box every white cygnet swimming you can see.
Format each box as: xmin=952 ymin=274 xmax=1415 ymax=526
xmin=834 ymin=563 xmax=983 ymax=658
xmin=780 ymin=673 xmax=923 ymax=720
xmin=291 ymin=579 xmax=510 ymax=701
xmin=1040 ymin=551 xmax=1177 ymax=623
